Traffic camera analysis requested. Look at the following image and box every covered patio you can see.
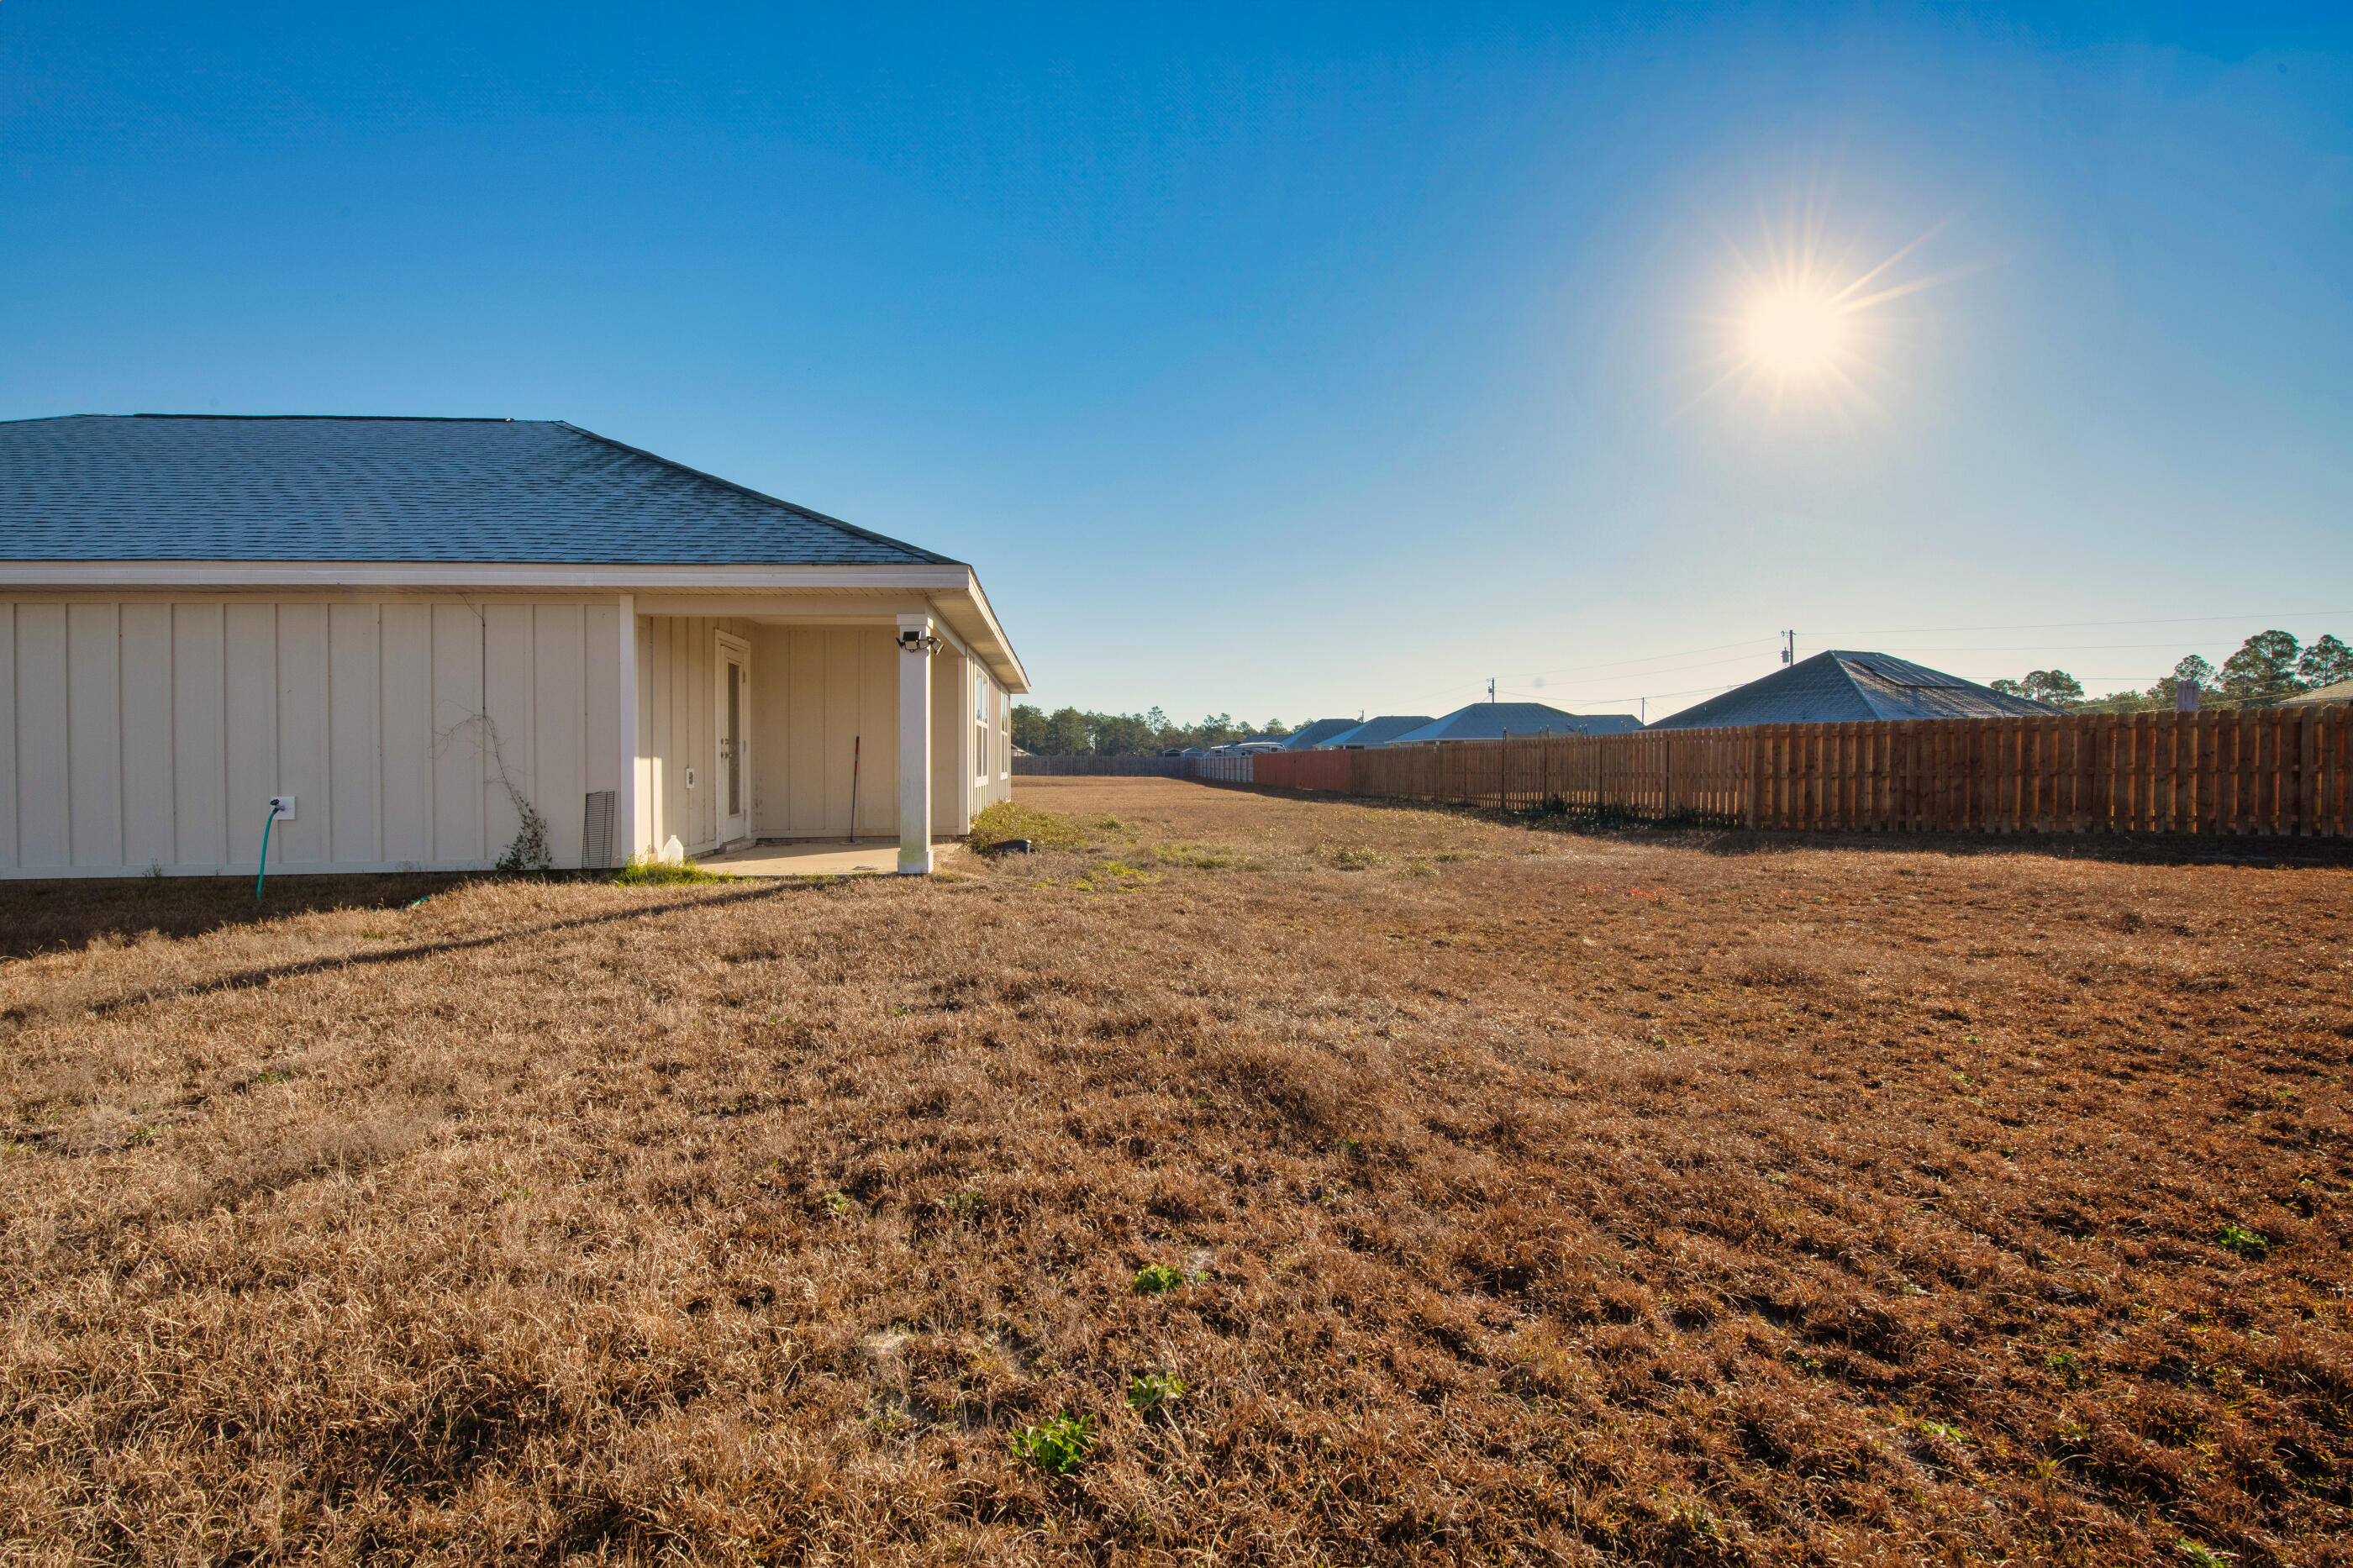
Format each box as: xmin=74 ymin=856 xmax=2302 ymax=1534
xmin=630 ymin=580 xmax=1026 ymax=876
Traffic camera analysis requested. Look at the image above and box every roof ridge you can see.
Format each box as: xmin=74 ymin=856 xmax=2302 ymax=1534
xmin=1821 ymin=650 xmax=1894 ymax=719
xmin=0 ymin=413 xmax=518 ymax=426
xmin=552 ymin=422 xmax=960 ymax=567
xmin=138 ymin=413 xmax=520 ymax=423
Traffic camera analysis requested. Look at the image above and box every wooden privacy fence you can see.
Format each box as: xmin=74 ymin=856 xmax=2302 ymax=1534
xmin=1245 ymin=708 xmax=2353 ymax=837
xmin=1016 ymin=753 xmax=1268 ymax=781
xmin=1013 ymin=755 xmax=1196 ymax=777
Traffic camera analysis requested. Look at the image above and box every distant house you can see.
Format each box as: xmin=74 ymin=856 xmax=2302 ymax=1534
xmin=0 ymin=413 xmax=1026 ymax=877
xmin=1316 ymin=714 xmax=1435 ymax=748
xmin=1646 ymin=651 xmax=2056 ymax=731
xmin=2283 ymin=679 xmax=2353 ymax=706
xmin=1278 ymin=718 xmax=1361 ymax=750
xmin=1387 ymin=702 xmax=1642 ymax=745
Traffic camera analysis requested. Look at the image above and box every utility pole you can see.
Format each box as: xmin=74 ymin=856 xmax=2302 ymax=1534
xmin=1640 ymin=696 xmax=1646 ymax=724
xmin=1487 ymin=677 xmax=1496 ymax=703
xmin=1780 ymin=630 xmax=1795 ymax=666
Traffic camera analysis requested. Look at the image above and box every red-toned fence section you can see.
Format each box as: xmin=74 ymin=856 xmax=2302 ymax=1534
xmin=1245 ymin=707 xmax=2353 ymax=837
xmin=1253 ymin=749 xmax=1350 ymax=792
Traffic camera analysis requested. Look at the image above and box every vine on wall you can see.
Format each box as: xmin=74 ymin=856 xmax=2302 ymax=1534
xmin=438 ymin=710 xmax=553 ymax=872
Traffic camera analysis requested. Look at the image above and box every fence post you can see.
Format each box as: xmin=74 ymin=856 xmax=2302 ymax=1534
xmin=2302 ymin=708 xmax=2318 ymax=837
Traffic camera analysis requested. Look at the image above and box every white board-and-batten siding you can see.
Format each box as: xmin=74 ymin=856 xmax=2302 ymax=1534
xmin=755 ymin=624 xmax=902 ymax=842
xmin=630 ymin=618 xmax=1008 ymax=853
xmin=0 ymin=597 xmax=625 ymax=876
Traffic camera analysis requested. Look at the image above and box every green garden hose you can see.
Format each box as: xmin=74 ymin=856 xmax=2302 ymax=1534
xmin=255 ymin=806 xmax=277 ymax=899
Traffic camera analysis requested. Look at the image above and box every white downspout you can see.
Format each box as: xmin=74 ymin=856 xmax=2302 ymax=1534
xmin=617 ymin=594 xmax=640 ymax=860
xmin=896 ymin=613 xmax=934 ymax=874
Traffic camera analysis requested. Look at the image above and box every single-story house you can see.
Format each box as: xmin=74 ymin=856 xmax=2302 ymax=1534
xmin=0 ymin=414 xmax=1027 ymax=877
xmin=1387 ymin=702 xmax=1642 ymax=745
xmin=1314 ymin=713 xmax=1434 ymax=749
xmin=1277 ymin=718 xmax=1360 ymax=750
xmin=1645 ymin=650 xmax=2054 ymax=731
xmin=2283 ymin=678 xmax=2353 ymax=706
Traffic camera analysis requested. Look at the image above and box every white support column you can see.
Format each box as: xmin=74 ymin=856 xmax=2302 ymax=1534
xmin=896 ymin=613 xmax=934 ymax=875
xmin=617 ymin=595 xmax=643 ymax=861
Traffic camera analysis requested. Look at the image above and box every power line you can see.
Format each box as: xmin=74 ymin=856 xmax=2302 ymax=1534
xmin=1813 ymin=611 xmax=2350 ymax=636
xmin=1522 ymin=627 xmax=2346 ymax=707
xmin=1508 ymin=675 xmax=1752 ymax=706
xmin=1532 ymin=615 xmax=2345 ymax=702
xmin=1528 ymin=646 xmax=1792 ymax=689
xmin=1294 ymin=613 xmax=2347 ymax=725
xmin=1515 ymin=635 xmax=1778 ymax=683
xmin=1835 ymin=640 xmax=2305 ymax=654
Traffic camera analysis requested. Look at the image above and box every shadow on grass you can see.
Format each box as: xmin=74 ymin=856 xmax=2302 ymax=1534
xmin=0 ymin=873 xmax=487 ymax=961
xmin=1218 ymin=782 xmax=2353 ymax=868
xmin=57 ymin=879 xmax=829 ymax=1018
xmin=0 ymin=868 xmax=829 ymax=967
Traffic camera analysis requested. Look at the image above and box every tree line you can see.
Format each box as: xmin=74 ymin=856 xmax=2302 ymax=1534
xmin=1993 ymin=629 xmax=2351 ymax=713
xmin=1015 ymin=631 xmax=2350 ymax=755
xmin=1011 ymin=707 xmax=1297 ymax=757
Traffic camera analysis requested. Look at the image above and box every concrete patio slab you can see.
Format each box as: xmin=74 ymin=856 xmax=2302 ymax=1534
xmin=696 ymin=838 xmax=968 ymax=878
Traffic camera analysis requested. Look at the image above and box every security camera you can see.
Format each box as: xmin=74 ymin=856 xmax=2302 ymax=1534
xmin=898 ymin=628 xmax=939 ymax=653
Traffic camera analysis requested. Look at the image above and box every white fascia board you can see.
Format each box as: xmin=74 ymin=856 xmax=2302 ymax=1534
xmin=0 ymin=560 xmax=977 ymax=592
xmin=1 ymin=558 xmax=1031 ymax=689
xmin=633 ymin=587 xmax=1022 ymax=691
xmin=629 ymin=595 xmax=936 ymax=619
xmin=934 ymin=573 xmax=1030 ymax=693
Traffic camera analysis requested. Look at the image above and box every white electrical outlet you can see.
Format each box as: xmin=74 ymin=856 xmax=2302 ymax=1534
xmin=684 ymin=766 xmax=697 ymax=789
xmin=268 ymin=795 xmax=297 ymax=820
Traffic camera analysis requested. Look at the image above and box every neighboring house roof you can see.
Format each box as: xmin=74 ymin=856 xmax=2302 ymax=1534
xmin=2283 ymin=678 xmax=2353 ymax=706
xmin=1647 ymin=650 xmax=2060 ymax=731
xmin=1279 ymin=718 xmax=1361 ymax=750
xmin=0 ymin=413 xmax=953 ymax=566
xmin=1387 ymin=703 xmax=1643 ymax=745
xmin=1319 ymin=714 xmax=1436 ymax=747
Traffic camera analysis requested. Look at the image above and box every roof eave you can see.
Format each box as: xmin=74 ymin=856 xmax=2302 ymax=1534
xmin=926 ymin=567 xmax=1030 ymax=694
xmin=0 ymin=559 xmax=977 ymax=591
xmin=0 ymin=558 xmax=1031 ymax=689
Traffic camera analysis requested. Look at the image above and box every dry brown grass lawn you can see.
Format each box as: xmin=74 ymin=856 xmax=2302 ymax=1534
xmin=3 ymin=776 xmax=2350 ymax=1565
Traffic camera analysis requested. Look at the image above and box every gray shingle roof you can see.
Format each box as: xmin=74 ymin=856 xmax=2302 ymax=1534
xmin=1387 ymin=702 xmax=1643 ymax=744
xmin=1317 ymin=714 xmax=1436 ymax=747
xmin=1646 ymin=650 xmax=2061 ymax=730
xmin=0 ymin=414 xmax=954 ymax=566
xmin=2284 ymin=678 xmax=2353 ymax=706
xmin=1278 ymin=718 xmax=1363 ymax=750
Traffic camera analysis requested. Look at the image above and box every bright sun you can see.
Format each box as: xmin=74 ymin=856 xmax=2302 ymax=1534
xmin=1692 ymin=190 xmax=1972 ymax=423
xmin=1741 ymin=285 xmax=1849 ymax=379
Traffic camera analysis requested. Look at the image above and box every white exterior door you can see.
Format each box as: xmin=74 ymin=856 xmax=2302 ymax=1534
xmin=717 ymin=635 xmax=750 ymax=845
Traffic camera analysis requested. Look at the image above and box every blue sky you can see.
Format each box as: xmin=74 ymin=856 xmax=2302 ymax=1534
xmin=4 ymin=4 xmax=2348 ymax=723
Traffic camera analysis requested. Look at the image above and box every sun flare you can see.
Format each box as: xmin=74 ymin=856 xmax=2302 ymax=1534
xmin=1690 ymin=189 xmax=1974 ymax=423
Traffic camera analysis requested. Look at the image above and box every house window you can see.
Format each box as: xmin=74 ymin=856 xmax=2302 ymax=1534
xmin=975 ymin=671 xmax=991 ymax=785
